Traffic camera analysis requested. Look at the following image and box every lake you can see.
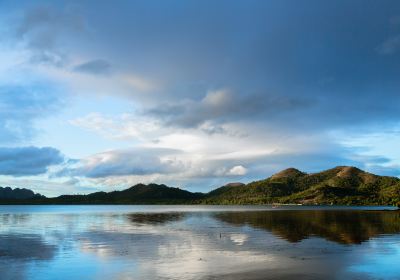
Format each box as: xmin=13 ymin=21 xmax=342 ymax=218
xmin=0 ymin=205 xmax=399 ymax=280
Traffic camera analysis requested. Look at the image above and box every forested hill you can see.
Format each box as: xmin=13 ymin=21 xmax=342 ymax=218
xmin=201 ymin=166 xmax=400 ymax=205
xmin=0 ymin=187 xmax=44 ymax=200
xmin=1 ymin=166 xmax=400 ymax=206
xmin=50 ymin=184 xmax=204 ymax=204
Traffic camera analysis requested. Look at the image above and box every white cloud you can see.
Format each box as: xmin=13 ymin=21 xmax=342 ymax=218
xmin=121 ymin=74 xmax=158 ymax=92
xmin=227 ymin=165 xmax=248 ymax=176
xmin=70 ymin=113 xmax=161 ymax=141
xmin=202 ymin=89 xmax=231 ymax=107
xmin=58 ymin=147 xmax=185 ymax=178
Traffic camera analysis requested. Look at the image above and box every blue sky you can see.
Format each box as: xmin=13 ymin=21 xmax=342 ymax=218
xmin=0 ymin=0 xmax=400 ymax=196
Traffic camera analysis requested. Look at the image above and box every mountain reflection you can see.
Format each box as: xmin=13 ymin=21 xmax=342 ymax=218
xmin=127 ymin=212 xmax=185 ymax=225
xmin=214 ymin=210 xmax=400 ymax=244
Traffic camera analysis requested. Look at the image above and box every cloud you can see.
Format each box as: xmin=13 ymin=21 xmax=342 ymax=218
xmin=66 ymin=108 xmax=400 ymax=191
xmin=7 ymin=1 xmax=400 ymax=133
xmin=0 ymin=146 xmax=64 ymax=176
xmin=214 ymin=165 xmax=248 ymax=177
xmin=121 ymin=74 xmax=157 ymax=92
xmin=0 ymin=0 xmax=400 ymax=194
xmin=69 ymin=113 xmax=161 ymax=141
xmin=227 ymin=165 xmax=247 ymax=176
xmin=73 ymin=59 xmax=112 ymax=75
xmin=58 ymin=148 xmax=185 ymax=178
xmin=15 ymin=5 xmax=86 ymax=66
xmin=145 ymin=89 xmax=310 ymax=130
xmin=0 ymin=84 xmax=63 ymax=142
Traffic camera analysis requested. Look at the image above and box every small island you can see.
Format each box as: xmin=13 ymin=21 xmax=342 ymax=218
xmin=1 ymin=166 xmax=399 ymax=206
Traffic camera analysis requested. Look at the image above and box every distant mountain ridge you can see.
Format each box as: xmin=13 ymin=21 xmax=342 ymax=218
xmin=54 ymin=183 xmax=203 ymax=204
xmin=1 ymin=166 xmax=399 ymax=206
xmin=0 ymin=187 xmax=44 ymax=200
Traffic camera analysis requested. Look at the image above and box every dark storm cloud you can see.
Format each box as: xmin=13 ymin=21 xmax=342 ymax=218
xmin=73 ymin=59 xmax=112 ymax=75
xmin=0 ymin=146 xmax=64 ymax=176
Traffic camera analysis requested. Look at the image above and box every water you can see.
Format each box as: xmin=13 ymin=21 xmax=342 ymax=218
xmin=0 ymin=205 xmax=399 ymax=280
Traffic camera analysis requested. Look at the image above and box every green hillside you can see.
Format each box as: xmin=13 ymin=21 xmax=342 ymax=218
xmin=0 ymin=166 xmax=399 ymax=206
xmin=200 ymin=166 xmax=400 ymax=206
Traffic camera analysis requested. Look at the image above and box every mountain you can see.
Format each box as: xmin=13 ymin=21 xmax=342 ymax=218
xmin=1 ymin=166 xmax=399 ymax=206
xmin=43 ymin=183 xmax=204 ymax=204
xmin=270 ymin=168 xmax=306 ymax=180
xmin=201 ymin=166 xmax=400 ymax=205
xmin=0 ymin=187 xmax=43 ymax=200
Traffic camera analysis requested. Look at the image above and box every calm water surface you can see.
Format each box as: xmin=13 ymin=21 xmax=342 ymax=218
xmin=0 ymin=205 xmax=399 ymax=280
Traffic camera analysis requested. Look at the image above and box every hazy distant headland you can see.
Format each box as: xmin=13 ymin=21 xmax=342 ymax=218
xmin=1 ymin=166 xmax=400 ymax=206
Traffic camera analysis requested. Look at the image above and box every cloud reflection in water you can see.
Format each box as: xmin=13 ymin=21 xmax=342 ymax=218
xmin=0 ymin=206 xmax=399 ymax=279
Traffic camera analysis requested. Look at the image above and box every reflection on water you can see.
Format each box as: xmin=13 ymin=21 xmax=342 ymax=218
xmin=127 ymin=212 xmax=186 ymax=225
xmin=214 ymin=210 xmax=400 ymax=244
xmin=0 ymin=205 xmax=399 ymax=279
xmin=0 ymin=234 xmax=56 ymax=260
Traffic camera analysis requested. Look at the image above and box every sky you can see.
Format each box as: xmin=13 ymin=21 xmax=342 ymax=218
xmin=1 ymin=0 xmax=400 ymax=196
